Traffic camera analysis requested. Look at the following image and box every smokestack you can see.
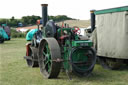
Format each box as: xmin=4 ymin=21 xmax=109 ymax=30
xmin=90 ymin=10 xmax=95 ymax=32
xmin=41 ymin=4 xmax=48 ymax=27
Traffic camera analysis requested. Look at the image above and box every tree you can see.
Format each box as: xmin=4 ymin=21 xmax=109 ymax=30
xmin=0 ymin=15 xmax=73 ymax=27
xmin=21 ymin=15 xmax=41 ymax=26
xmin=48 ymin=15 xmax=73 ymax=22
xmin=10 ymin=16 xmax=15 ymax=21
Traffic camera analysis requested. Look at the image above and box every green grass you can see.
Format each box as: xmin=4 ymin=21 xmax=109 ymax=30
xmin=0 ymin=38 xmax=128 ymax=85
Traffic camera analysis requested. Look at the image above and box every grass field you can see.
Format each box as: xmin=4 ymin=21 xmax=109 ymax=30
xmin=0 ymin=38 xmax=128 ymax=85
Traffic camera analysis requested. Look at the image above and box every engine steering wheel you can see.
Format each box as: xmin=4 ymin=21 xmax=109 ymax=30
xmin=73 ymin=26 xmax=81 ymax=34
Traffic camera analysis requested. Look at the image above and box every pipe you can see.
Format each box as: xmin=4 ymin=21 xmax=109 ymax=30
xmin=41 ymin=4 xmax=48 ymax=27
xmin=90 ymin=10 xmax=96 ymax=32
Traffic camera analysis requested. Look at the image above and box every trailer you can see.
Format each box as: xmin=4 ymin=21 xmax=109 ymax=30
xmin=91 ymin=6 xmax=128 ymax=69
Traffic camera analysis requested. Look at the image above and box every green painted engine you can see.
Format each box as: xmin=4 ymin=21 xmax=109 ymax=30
xmin=24 ymin=4 xmax=96 ymax=79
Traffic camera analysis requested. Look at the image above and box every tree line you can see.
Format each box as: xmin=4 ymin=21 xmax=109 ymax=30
xmin=0 ymin=15 xmax=74 ymax=27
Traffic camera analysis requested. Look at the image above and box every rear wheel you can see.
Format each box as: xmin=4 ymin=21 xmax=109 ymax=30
xmin=38 ymin=38 xmax=61 ymax=78
xmin=98 ymin=57 xmax=122 ymax=70
xmin=26 ymin=46 xmax=39 ymax=67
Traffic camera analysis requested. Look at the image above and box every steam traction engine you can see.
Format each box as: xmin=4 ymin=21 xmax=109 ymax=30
xmin=24 ymin=4 xmax=96 ymax=79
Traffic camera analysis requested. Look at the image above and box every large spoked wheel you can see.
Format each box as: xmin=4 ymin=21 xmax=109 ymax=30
xmin=70 ymin=47 xmax=96 ymax=76
xmin=26 ymin=45 xmax=39 ymax=67
xmin=38 ymin=38 xmax=61 ymax=78
xmin=98 ymin=57 xmax=121 ymax=70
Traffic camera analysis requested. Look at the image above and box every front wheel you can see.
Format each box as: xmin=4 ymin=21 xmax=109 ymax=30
xmin=70 ymin=47 xmax=96 ymax=76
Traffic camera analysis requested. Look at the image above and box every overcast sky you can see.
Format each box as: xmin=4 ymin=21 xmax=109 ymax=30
xmin=0 ymin=0 xmax=128 ymax=20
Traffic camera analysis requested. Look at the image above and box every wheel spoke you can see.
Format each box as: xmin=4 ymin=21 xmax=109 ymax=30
xmin=46 ymin=45 xmax=50 ymax=54
xmin=43 ymin=60 xmax=51 ymax=70
xmin=44 ymin=43 xmax=51 ymax=72
xmin=45 ymin=60 xmax=49 ymax=65
xmin=43 ymin=51 xmax=46 ymax=56
xmin=43 ymin=60 xmax=48 ymax=69
xmin=48 ymin=62 xmax=51 ymax=73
